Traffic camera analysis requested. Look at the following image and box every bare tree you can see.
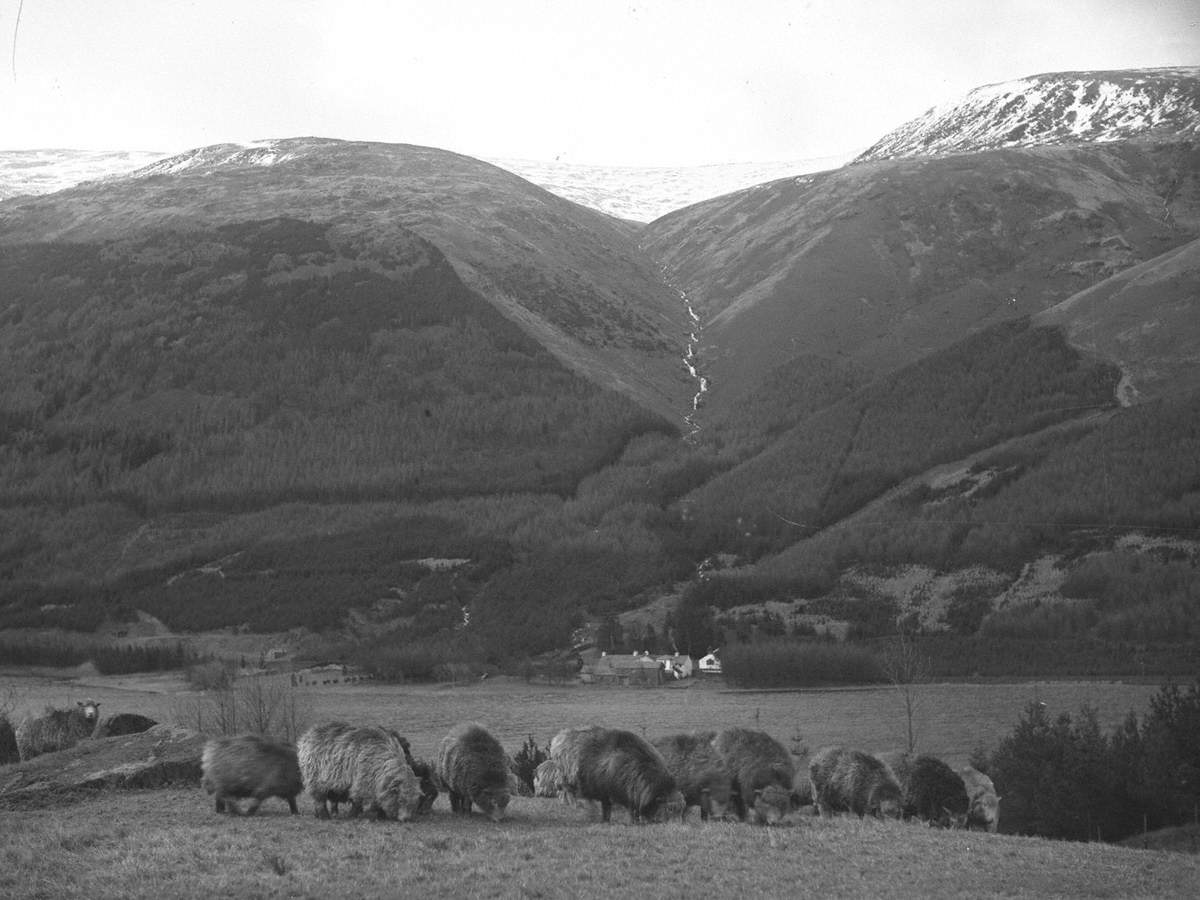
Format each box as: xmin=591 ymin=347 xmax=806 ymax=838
xmin=882 ymin=624 xmax=929 ymax=754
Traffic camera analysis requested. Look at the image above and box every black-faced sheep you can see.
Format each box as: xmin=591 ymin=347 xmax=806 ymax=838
xmin=200 ymin=733 xmax=303 ymax=815
xmin=14 ymin=699 xmax=102 ymax=761
xmin=550 ymin=725 xmax=684 ymax=824
xmin=710 ymin=727 xmax=795 ymax=825
xmin=651 ymin=731 xmax=734 ymax=821
xmin=435 ymin=723 xmax=512 ymax=822
xmin=809 ymin=745 xmax=903 ymax=819
xmin=959 ymin=765 xmax=1001 ymax=832
xmin=296 ymin=722 xmax=422 ymax=821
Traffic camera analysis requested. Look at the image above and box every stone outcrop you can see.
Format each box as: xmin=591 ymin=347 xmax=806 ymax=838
xmin=0 ymin=723 xmax=205 ymax=808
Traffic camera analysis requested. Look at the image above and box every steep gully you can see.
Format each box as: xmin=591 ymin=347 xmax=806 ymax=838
xmin=646 ymin=256 xmax=709 ymax=438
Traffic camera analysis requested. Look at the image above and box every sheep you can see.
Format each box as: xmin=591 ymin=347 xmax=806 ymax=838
xmin=809 ymin=745 xmax=903 ymax=819
xmin=710 ymin=727 xmax=795 ymax=825
xmin=877 ymin=751 xmax=969 ymax=827
xmin=95 ymin=713 xmax=158 ymax=738
xmin=14 ymin=699 xmax=102 ymax=761
xmin=200 ymin=733 xmax=303 ymax=815
xmin=388 ymin=729 xmax=439 ymax=813
xmin=959 ymin=765 xmax=1002 ymax=832
xmin=534 ymin=758 xmax=566 ymax=799
xmin=550 ymin=725 xmax=684 ymax=824
xmin=435 ymin=723 xmax=512 ymax=822
xmin=651 ymin=731 xmax=735 ymax=821
xmin=296 ymin=722 xmax=423 ymax=822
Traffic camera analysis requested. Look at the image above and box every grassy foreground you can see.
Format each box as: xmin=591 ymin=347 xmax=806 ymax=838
xmin=3 ymin=788 xmax=1199 ymax=899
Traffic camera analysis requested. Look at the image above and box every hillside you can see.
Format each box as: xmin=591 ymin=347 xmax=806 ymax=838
xmin=642 ymin=139 xmax=1200 ymax=415
xmin=2 ymin=69 xmax=1200 ymax=670
xmin=0 ymin=138 xmax=691 ymax=421
xmin=1034 ymin=235 xmax=1200 ymax=402
xmin=858 ymin=66 xmax=1200 ymax=161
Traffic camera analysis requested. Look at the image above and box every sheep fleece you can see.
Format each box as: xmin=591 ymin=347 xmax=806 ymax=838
xmin=436 ymin=723 xmax=512 ymax=821
xmin=810 ymin=746 xmax=903 ymax=818
xmin=201 ymin=734 xmax=303 ymax=815
xmin=297 ymin=722 xmax=422 ymax=821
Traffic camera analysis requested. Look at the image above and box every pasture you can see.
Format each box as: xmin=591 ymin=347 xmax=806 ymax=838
xmin=4 ymin=786 xmax=1200 ymax=899
xmin=0 ymin=670 xmax=1167 ymax=768
xmin=2 ymin=672 xmax=1194 ymax=898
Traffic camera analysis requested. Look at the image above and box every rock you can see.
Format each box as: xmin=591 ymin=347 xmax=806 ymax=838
xmin=0 ymin=723 xmax=205 ymax=808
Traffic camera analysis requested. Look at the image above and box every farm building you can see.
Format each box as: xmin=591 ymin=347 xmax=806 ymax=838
xmin=697 ymin=650 xmax=722 ymax=674
xmin=579 ymin=652 xmax=664 ymax=686
xmin=655 ymin=654 xmax=694 ymax=679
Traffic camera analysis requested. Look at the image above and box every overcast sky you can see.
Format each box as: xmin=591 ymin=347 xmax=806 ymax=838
xmin=2 ymin=0 xmax=1197 ymax=166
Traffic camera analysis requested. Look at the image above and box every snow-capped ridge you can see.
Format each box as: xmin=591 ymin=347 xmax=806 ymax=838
xmin=858 ymin=66 xmax=1200 ymax=162
xmin=131 ymin=139 xmax=305 ymax=176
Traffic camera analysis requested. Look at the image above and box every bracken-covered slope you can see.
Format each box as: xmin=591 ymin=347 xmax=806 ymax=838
xmin=0 ymin=138 xmax=691 ymax=420
xmin=857 ymin=67 xmax=1200 ymax=162
xmin=1035 ymin=235 xmax=1200 ymax=403
xmin=642 ymin=140 xmax=1200 ymax=414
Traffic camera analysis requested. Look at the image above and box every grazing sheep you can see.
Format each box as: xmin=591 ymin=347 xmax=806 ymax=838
xmin=200 ymin=733 xmax=303 ymax=816
xmin=711 ymin=728 xmax=795 ymax=825
xmin=878 ymin=751 xmax=969 ymax=826
xmin=550 ymin=725 xmax=684 ymax=824
xmin=809 ymin=745 xmax=903 ymax=819
xmin=791 ymin=770 xmax=815 ymax=812
xmin=297 ymin=722 xmax=423 ymax=822
xmin=651 ymin=731 xmax=734 ymax=821
xmin=907 ymin=755 xmax=970 ymax=827
xmin=534 ymin=758 xmax=566 ymax=798
xmin=96 ymin=713 xmax=158 ymax=738
xmin=409 ymin=757 xmax=440 ymax=814
xmin=435 ymin=723 xmax=512 ymax=822
xmin=15 ymin=699 xmax=102 ymax=761
xmin=959 ymin=765 xmax=1002 ymax=832
xmin=388 ymin=729 xmax=439 ymax=814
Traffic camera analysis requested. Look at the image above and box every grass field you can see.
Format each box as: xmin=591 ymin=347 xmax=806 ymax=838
xmin=3 ymin=787 xmax=1199 ymax=899
xmin=2 ymin=671 xmax=1192 ymax=898
xmin=2 ymin=669 xmax=1166 ymax=769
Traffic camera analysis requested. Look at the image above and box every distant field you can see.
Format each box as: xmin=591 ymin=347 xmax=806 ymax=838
xmin=1 ymin=670 xmax=1165 ymax=767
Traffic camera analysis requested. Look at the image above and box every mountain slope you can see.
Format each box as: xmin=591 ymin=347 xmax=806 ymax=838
xmin=0 ymin=138 xmax=691 ymax=420
xmin=642 ymin=140 xmax=1200 ymax=414
xmin=857 ymin=67 xmax=1200 ymax=162
xmin=0 ymin=217 xmax=671 ymax=513
xmin=1035 ymin=235 xmax=1200 ymax=403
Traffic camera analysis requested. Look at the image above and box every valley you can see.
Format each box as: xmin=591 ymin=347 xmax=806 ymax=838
xmin=1 ymin=66 xmax=1199 ymax=693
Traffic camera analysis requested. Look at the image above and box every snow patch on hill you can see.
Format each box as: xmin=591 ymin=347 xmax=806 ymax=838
xmin=489 ymin=155 xmax=852 ymax=222
xmin=0 ymin=144 xmax=851 ymax=223
xmin=0 ymin=149 xmax=168 ymax=200
xmin=858 ymin=67 xmax=1200 ymax=162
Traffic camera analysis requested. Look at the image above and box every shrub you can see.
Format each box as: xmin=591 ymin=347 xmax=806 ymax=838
xmin=511 ymin=734 xmax=549 ymax=795
xmin=979 ymin=680 xmax=1200 ymax=843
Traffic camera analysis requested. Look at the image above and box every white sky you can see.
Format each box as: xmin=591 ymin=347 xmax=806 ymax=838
xmin=1 ymin=0 xmax=1197 ymax=166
